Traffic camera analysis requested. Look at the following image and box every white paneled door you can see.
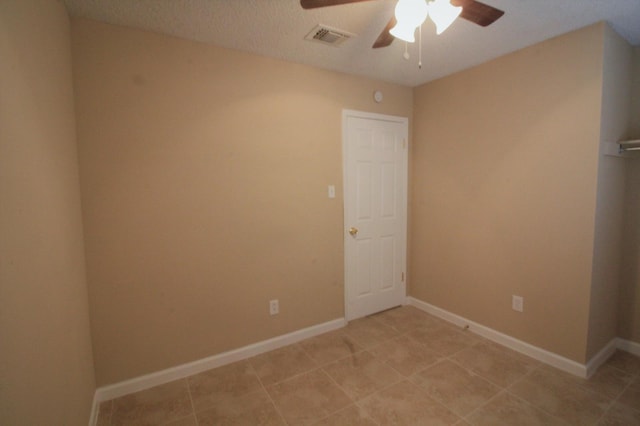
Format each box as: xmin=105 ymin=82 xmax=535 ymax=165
xmin=343 ymin=110 xmax=408 ymax=321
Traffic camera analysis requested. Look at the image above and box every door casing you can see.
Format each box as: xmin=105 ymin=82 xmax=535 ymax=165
xmin=342 ymin=109 xmax=409 ymax=321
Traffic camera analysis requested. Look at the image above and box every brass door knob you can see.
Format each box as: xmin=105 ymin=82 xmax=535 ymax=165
xmin=349 ymin=227 xmax=359 ymax=236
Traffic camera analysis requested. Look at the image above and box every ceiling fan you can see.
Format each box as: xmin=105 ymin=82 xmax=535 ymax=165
xmin=300 ymin=0 xmax=504 ymax=48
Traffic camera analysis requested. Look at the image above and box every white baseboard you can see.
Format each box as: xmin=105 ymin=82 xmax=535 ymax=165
xmin=87 ymin=302 xmax=640 ymax=425
xmin=617 ymin=337 xmax=640 ymax=356
xmin=585 ymin=338 xmax=618 ymax=378
xmin=90 ymin=317 xmax=345 ymax=424
xmin=88 ymin=393 xmax=99 ymax=426
xmin=406 ymin=297 xmax=589 ymax=378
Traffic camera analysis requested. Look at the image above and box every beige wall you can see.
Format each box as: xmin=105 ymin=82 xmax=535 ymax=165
xmin=0 ymin=0 xmax=95 ymax=424
xmin=411 ymin=24 xmax=606 ymax=363
xmin=619 ymin=47 xmax=640 ymax=345
xmin=71 ymin=18 xmax=413 ymax=385
xmin=621 ymin=165 xmax=640 ymax=345
xmin=586 ymin=25 xmax=632 ymax=359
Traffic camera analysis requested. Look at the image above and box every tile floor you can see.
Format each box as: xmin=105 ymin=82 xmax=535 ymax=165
xmin=96 ymin=306 xmax=640 ymax=425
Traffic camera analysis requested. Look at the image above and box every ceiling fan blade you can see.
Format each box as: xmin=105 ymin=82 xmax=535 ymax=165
xmin=451 ymin=0 xmax=504 ymax=27
xmin=300 ymin=0 xmax=375 ymax=9
xmin=372 ymin=16 xmax=397 ymax=48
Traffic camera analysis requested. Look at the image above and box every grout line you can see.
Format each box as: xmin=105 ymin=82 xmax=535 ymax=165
xmin=295 ymin=333 xmax=368 ymax=368
xmin=312 ymin=402 xmax=383 ymax=426
xmin=442 ymin=357 xmax=515 ymax=391
xmin=319 ymin=364 xmax=359 ymax=401
xmin=286 ymin=332 xmax=403 ymax=424
xmin=460 ymin=388 xmax=509 ymax=422
xmin=317 ymin=356 xmax=408 ymax=421
xmin=246 ymin=342 xmax=320 ymax=383
xmin=104 ymin=307 xmax=637 ymax=425
xmin=249 ymin=360 xmax=320 ymax=389
xmin=593 ymin=398 xmax=617 ymax=425
xmin=250 ymin=361 xmax=291 ymax=426
xmin=497 ymin=359 xmax=638 ymax=425
xmin=160 ymin=414 xmax=198 ymax=426
xmin=426 ymin=354 xmax=509 ymax=422
xmin=503 ymin=389 xmax=572 ymax=425
xmin=184 ymin=378 xmax=199 ymax=426
xmin=593 ymin=372 xmax=637 ymax=424
xmin=306 ymin=346 xmax=367 ymax=369
xmin=409 ymin=375 xmax=467 ymax=422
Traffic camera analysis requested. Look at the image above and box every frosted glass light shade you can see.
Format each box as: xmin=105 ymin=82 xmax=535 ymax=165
xmin=390 ymin=20 xmax=417 ymax=42
xmin=390 ymin=0 xmax=429 ymax=42
xmin=428 ymin=0 xmax=462 ymax=35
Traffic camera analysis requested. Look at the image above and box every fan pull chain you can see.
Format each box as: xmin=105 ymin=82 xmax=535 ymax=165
xmin=418 ymin=24 xmax=423 ymax=69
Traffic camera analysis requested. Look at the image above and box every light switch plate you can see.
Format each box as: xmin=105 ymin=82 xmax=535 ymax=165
xmin=328 ymin=185 xmax=335 ymax=199
xmin=512 ymin=295 xmax=524 ymax=312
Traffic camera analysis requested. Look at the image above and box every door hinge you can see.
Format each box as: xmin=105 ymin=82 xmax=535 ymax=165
xmin=402 ymin=139 xmax=407 ymax=149
xmin=401 ymin=272 xmax=405 ymax=282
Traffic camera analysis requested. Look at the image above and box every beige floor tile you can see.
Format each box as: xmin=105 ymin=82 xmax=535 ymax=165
xmin=451 ymin=342 xmax=537 ymax=387
xmin=102 ymin=310 xmax=640 ymax=425
xmin=480 ymin=340 xmax=542 ymax=368
xmin=598 ymin=402 xmax=640 ymax=426
xmin=406 ymin=323 xmax=478 ymax=356
xmin=322 ymin=351 xmax=403 ymax=400
xmin=343 ymin=316 xmax=399 ymax=349
xmin=314 ymin=405 xmax=378 ymax=426
xmin=97 ymin=400 xmax=113 ymax=426
xmin=412 ymin=359 xmax=501 ymax=417
xmin=298 ymin=330 xmax=364 ymax=365
xmin=187 ymin=360 xmax=263 ymax=412
xmin=359 ymin=379 xmax=460 ymax=425
xmin=509 ymin=367 xmax=610 ymax=425
xmin=605 ymin=351 xmax=640 ymax=376
xmin=467 ymin=391 xmax=568 ymax=426
xmin=195 ymin=389 xmax=284 ymax=426
xmin=618 ymin=375 xmax=640 ymax=411
xmin=371 ymin=305 xmax=446 ymax=333
xmin=109 ymin=379 xmax=193 ymax=426
xmin=249 ymin=344 xmax=318 ymax=386
xmin=266 ymin=369 xmax=352 ymax=425
xmin=370 ymin=335 xmax=441 ymax=377
xmin=583 ymin=364 xmax=635 ymax=399
xmin=163 ymin=415 xmax=198 ymax=426
xmin=538 ymin=363 xmax=633 ymax=400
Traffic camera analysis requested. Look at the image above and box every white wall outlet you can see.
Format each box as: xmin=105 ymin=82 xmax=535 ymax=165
xmin=269 ymin=299 xmax=279 ymax=315
xmin=512 ymin=295 xmax=524 ymax=312
xmin=328 ymin=185 xmax=336 ymax=199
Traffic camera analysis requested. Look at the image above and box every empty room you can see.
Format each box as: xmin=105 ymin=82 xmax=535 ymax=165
xmin=2 ymin=0 xmax=640 ymax=425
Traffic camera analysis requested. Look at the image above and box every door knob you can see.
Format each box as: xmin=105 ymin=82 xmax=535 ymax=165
xmin=349 ymin=227 xmax=359 ymax=236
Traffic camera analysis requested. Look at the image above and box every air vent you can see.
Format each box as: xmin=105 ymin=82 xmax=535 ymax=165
xmin=305 ymin=24 xmax=355 ymax=47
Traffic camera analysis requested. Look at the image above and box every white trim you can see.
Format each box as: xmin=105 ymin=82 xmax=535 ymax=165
xmin=617 ymin=337 xmax=640 ymax=356
xmin=342 ymin=109 xmax=409 ymax=124
xmin=92 ymin=318 xmax=345 ymax=405
xmin=88 ymin=393 xmax=99 ymax=426
xmin=407 ymin=297 xmax=640 ymax=379
xmin=342 ymin=109 xmax=409 ymax=321
xmin=406 ymin=297 xmax=589 ymax=378
xmin=585 ymin=338 xmax=618 ymax=378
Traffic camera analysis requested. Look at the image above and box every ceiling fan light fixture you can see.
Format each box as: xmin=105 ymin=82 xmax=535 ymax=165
xmin=428 ymin=0 xmax=462 ymax=35
xmin=390 ymin=0 xmax=428 ymax=42
xmin=389 ymin=21 xmax=417 ymax=43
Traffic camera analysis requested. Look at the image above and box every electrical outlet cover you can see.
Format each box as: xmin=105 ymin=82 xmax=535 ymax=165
xmin=512 ymin=295 xmax=523 ymax=312
xmin=269 ymin=299 xmax=279 ymax=315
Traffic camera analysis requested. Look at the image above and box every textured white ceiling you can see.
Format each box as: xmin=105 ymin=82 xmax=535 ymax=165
xmin=63 ymin=0 xmax=640 ymax=87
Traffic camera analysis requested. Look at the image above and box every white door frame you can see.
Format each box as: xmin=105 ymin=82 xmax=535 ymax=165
xmin=342 ymin=109 xmax=409 ymax=321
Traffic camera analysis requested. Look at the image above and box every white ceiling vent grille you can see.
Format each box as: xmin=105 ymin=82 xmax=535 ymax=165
xmin=305 ymin=25 xmax=355 ymax=47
